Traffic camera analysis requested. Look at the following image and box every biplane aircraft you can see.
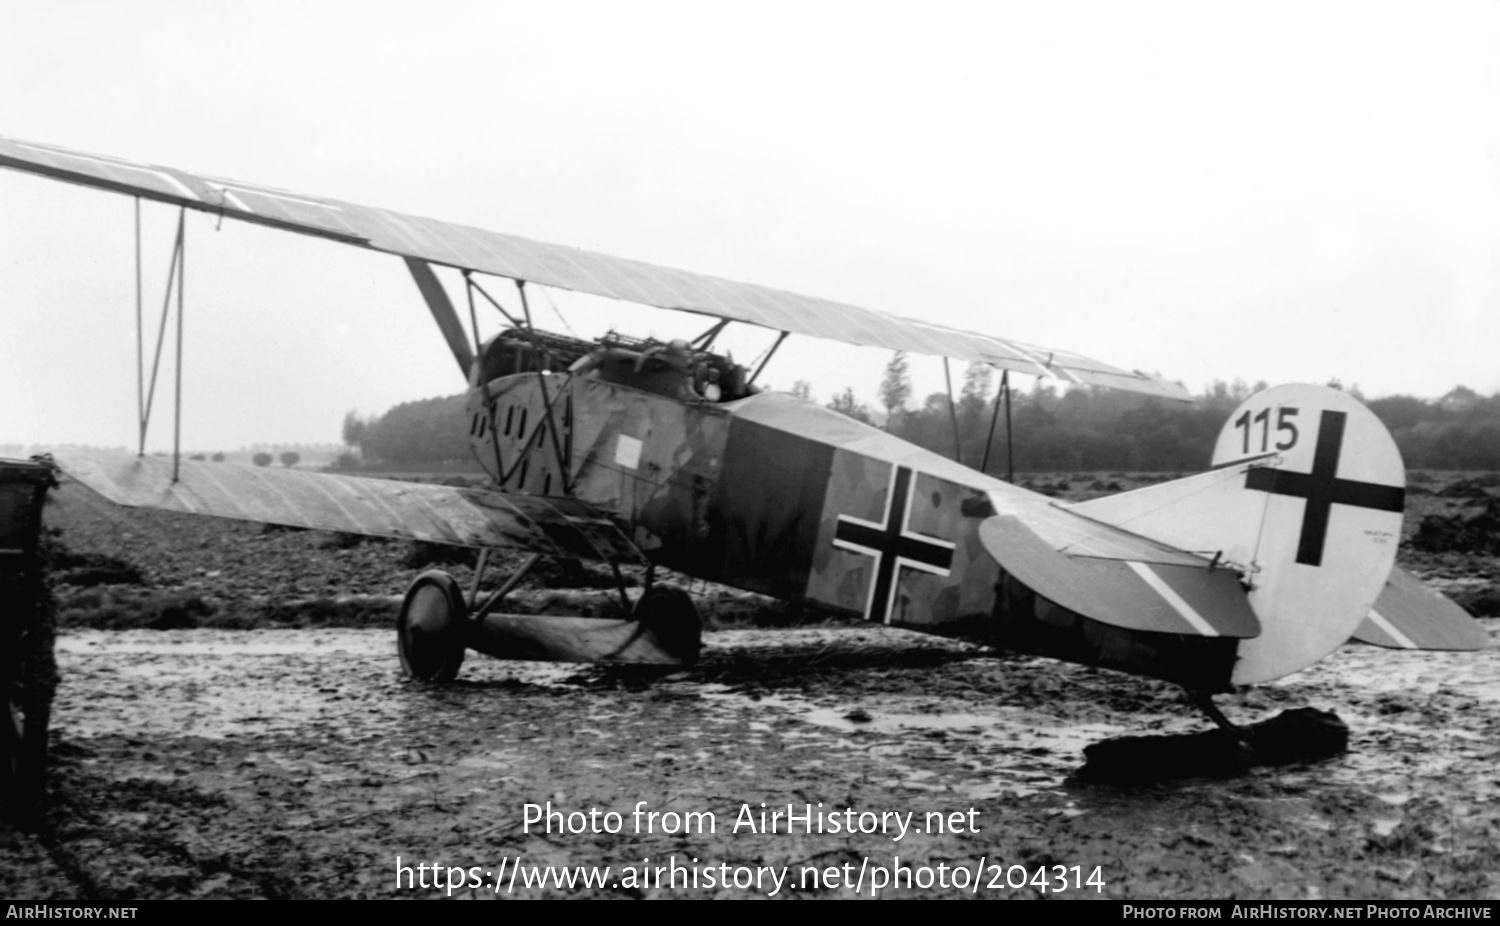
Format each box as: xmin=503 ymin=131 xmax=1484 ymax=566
xmin=0 ymin=135 xmax=1485 ymax=743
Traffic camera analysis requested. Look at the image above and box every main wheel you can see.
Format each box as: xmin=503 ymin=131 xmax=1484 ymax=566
xmin=397 ymin=570 xmax=468 ymax=682
xmin=633 ymin=586 xmax=702 ymax=664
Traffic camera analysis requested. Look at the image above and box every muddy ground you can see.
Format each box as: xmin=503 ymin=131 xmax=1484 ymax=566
xmin=2 ymin=473 xmax=1497 ymax=900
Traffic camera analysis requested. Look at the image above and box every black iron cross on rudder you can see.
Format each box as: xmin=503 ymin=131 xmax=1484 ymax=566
xmin=1245 ymin=410 xmax=1404 ymax=567
xmin=834 ymin=464 xmax=956 ymax=622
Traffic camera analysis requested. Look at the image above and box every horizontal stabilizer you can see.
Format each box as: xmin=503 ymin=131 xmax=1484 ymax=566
xmin=50 ymin=449 xmax=644 ymax=565
xmin=1070 ymin=385 xmax=1409 ymax=684
xmin=978 ymin=514 xmax=1259 ymax=638
xmin=1354 ymin=566 xmax=1487 ymax=651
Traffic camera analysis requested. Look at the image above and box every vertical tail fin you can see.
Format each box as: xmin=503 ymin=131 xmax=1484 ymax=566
xmin=1070 ymin=384 xmax=1407 ymax=683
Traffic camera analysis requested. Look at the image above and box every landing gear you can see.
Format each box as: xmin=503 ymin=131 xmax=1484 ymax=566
xmin=1077 ymin=689 xmax=1351 ymax=783
xmin=397 ymin=570 xmax=468 ymax=682
xmin=1189 ymin=689 xmax=1244 ymax=737
xmin=1184 ymin=691 xmax=1351 ymax=770
xmin=397 ymin=557 xmax=702 ymax=679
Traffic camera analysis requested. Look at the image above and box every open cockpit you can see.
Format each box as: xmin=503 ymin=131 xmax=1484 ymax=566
xmin=470 ymin=328 xmax=757 ymax=404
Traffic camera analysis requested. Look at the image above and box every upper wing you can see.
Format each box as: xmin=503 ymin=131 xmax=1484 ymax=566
xmin=50 ymin=449 xmax=645 ymax=566
xmin=0 ymin=135 xmax=1187 ymax=400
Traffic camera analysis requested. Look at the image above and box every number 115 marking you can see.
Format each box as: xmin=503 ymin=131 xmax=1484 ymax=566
xmin=1234 ymin=406 xmax=1299 ymax=455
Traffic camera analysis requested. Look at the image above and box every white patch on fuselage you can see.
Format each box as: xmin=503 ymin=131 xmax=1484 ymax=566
xmin=614 ymin=434 xmax=643 ymax=470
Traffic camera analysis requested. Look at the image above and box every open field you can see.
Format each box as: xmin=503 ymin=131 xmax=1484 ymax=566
xmin=1 ymin=472 xmax=1496 ymax=899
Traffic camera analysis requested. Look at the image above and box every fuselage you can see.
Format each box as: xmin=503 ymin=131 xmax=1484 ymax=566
xmin=469 ymin=373 xmax=1008 ymax=621
xmin=466 ymin=372 xmax=1242 ymax=690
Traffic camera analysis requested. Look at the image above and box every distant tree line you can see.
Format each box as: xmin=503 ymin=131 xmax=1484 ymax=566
xmin=873 ymin=362 xmax=1500 ymax=474
xmin=341 ymin=396 xmax=472 ymax=468
xmin=250 ymin=451 xmax=301 ymax=467
xmin=1365 ymin=386 xmax=1500 ymax=471
xmin=338 ymin=364 xmax=1500 ymax=473
xmin=877 ymin=361 xmax=1249 ymax=473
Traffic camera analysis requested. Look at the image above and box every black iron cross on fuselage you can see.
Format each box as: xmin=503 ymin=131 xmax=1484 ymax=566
xmin=1244 ymin=409 xmax=1404 ymax=567
xmin=833 ymin=464 xmax=956 ymax=623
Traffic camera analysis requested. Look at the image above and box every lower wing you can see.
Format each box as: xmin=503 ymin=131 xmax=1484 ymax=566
xmin=49 ymin=449 xmax=643 ymax=566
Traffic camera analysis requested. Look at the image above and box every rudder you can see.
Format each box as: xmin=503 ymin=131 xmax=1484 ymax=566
xmin=1070 ymin=384 xmax=1405 ymax=684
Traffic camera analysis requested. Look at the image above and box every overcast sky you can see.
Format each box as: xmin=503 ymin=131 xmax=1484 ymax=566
xmin=2 ymin=1 xmax=1496 ymax=452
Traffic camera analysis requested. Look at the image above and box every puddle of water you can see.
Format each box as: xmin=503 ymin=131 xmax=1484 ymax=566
xmin=1370 ymin=817 xmax=1403 ymax=837
xmin=1279 ymin=626 xmax=1500 ymax=704
xmin=697 ymin=684 xmax=1129 ymax=799
xmin=455 ymin=749 xmax=527 ymax=770
xmin=55 ymin=629 xmax=597 ymax=740
xmin=800 ymin=707 xmax=995 ymax=734
xmin=58 ymin=636 xmax=378 ymax=656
